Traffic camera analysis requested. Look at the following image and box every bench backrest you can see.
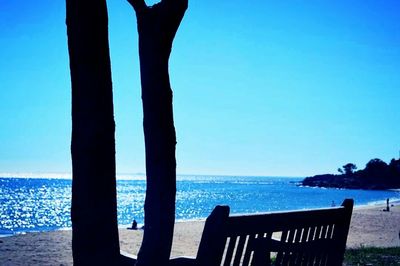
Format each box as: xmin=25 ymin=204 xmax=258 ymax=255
xmin=196 ymin=199 xmax=353 ymax=266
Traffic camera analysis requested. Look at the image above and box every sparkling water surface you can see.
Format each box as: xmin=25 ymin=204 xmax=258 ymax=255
xmin=1 ymin=175 xmax=399 ymax=235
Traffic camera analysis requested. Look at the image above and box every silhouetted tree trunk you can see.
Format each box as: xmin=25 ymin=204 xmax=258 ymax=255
xmin=66 ymin=0 xmax=120 ymax=264
xmin=127 ymin=0 xmax=187 ymax=265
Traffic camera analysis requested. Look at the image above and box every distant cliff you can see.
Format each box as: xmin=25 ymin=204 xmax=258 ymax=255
xmin=302 ymin=158 xmax=400 ymax=190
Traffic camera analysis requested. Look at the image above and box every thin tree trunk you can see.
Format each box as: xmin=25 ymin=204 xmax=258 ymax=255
xmin=66 ymin=0 xmax=120 ymax=264
xmin=127 ymin=0 xmax=187 ymax=265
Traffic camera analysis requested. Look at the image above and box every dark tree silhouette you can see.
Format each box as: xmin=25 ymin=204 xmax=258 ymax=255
xmin=303 ymin=158 xmax=400 ymax=190
xmin=127 ymin=0 xmax=187 ymax=265
xmin=342 ymin=163 xmax=357 ymax=175
xmin=365 ymin=158 xmax=387 ymax=171
xmin=66 ymin=0 xmax=120 ymax=264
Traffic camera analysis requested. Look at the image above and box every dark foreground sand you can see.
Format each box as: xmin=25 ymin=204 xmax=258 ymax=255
xmin=1 ymin=204 xmax=399 ymax=265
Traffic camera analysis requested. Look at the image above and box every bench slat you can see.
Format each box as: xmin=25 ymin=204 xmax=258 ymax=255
xmin=242 ymin=234 xmax=255 ymax=265
xmin=232 ymin=235 xmax=247 ymax=266
xmin=223 ymin=236 xmax=237 ymax=266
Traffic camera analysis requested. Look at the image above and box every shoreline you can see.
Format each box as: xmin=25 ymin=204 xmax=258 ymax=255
xmin=1 ymin=203 xmax=399 ymax=265
xmin=1 ymin=198 xmax=399 ymax=238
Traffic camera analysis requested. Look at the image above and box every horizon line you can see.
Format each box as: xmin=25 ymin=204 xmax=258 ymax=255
xmin=0 ymin=172 xmax=304 ymax=179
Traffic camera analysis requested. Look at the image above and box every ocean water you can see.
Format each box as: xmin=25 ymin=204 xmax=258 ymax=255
xmin=1 ymin=175 xmax=399 ymax=236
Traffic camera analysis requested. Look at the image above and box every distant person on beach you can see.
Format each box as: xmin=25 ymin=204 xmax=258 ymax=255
xmin=130 ymin=219 xmax=137 ymax=230
xmin=386 ymin=198 xmax=390 ymax=212
xmin=383 ymin=198 xmax=390 ymax=212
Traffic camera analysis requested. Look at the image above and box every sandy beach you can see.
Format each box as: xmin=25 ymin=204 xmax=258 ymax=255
xmin=1 ymin=204 xmax=399 ymax=265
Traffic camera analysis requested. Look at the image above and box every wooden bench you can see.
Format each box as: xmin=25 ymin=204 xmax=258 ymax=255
xmin=170 ymin=199 xmax=353 ymax=266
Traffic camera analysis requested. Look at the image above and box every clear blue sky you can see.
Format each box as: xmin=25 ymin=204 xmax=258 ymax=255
xmin=1 ymin=0 xmax=399 ymax=177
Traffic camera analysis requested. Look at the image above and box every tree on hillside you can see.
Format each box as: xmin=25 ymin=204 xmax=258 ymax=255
xmin=389 ymin=158 xmax=400 ymax=187
xmin=127 ymin=0 xmax=188 ymax=265
xmin=338 ymin=163 xmax=357 ymax=175
xmin=342 ymin=163 xmax=357 ymax=175
xmin=66 ymin=0 xmax=121 ymax=264
xmin=365 ymin=158 xmax=388 ymax=177
xmin=389 ymin=158 xmax=400 ymax=174
xmin=365 ymin=158 xmax=387 ymax=170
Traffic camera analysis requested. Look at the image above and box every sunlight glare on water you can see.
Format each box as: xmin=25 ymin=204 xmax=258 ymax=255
xmin=1 ymin=175 xmax=399 ymax=235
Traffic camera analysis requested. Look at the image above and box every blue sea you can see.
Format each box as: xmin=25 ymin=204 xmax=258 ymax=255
xmin=1 ymin=175 xmax=399 ymax=237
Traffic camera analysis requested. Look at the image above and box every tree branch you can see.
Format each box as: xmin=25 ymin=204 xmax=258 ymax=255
xmin=127 ymin=0 xmax=147 ymax=12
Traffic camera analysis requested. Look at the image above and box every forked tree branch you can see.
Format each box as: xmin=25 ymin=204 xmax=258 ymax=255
xmin=127 ymin=0 xmax=147 ymax=12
